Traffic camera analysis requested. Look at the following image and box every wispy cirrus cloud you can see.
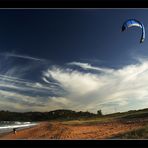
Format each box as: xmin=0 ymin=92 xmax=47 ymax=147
xmin=68 ymin=61 xmax=114 ymax=73
xmin=0 ymin=71 xmax=65 ymax=112
xmin=0 ymin=52 xmax=46 ymax=62
xmin=0 ymin=53 xmax=64 ymax=112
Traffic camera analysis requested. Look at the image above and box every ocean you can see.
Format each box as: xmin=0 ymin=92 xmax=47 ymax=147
xmin=0 ymin=121 xmax=37 ymax=134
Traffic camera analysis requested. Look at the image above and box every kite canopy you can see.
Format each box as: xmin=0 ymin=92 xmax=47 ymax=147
xmin=122 ymin=19 xmax=145 ymax=43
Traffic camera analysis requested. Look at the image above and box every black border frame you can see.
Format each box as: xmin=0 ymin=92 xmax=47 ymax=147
xmin=1 ymin=139 xmax=148 ymax=148
xmin=0 ymin=0 xmax=147 ymax=8
xmin=0 ymin=0 xmax=148 ymax=148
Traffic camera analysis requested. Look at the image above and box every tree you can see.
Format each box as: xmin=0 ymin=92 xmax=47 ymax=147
xmin=97 ymin=110 xmax=102 ymax=116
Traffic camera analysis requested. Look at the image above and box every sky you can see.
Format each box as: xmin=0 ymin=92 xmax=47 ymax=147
xmin=1 ymin=9 xmax=148 ymax=114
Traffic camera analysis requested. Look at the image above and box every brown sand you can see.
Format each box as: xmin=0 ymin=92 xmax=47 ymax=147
xmin=0 ymin=120 xmax=147 ymax=140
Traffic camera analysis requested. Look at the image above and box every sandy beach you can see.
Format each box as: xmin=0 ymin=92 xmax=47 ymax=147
xmin=0 ymin=120 xmax=146 ymax=140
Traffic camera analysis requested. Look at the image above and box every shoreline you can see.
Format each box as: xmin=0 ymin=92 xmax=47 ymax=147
xmin=0 ymin=122 xmax=39 ymax=136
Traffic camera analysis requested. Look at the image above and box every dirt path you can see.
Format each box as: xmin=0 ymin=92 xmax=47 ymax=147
xmin=0 ymin=120 xmax=147 ymax=140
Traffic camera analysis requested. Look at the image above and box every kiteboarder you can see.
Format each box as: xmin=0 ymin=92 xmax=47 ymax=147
xmin=13 ymin=128 xmax=17 ymax=134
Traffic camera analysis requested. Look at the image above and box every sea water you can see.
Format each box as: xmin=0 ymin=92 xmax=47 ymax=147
xmin=0 ymin=121 xmax=37 ymax=134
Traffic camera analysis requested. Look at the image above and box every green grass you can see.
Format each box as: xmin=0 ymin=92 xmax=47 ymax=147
xmin=62 ymin=109 xmax=148 ymax=125
xmin=111 ymin=125 xmax=148 ymax=139
xmin=62 ymin=116 xmax=116 ymax=125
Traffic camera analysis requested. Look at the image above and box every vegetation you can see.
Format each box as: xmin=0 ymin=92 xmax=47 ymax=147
xmin=97 ymin=110 xmax=102 ymax=116
xmin=112 ymin=125 xmax=148 ymax=139
xmin=0 ymin=107 xmax=148 ymax=123
xmin=0 ymin=109 xmax=100 ymax=122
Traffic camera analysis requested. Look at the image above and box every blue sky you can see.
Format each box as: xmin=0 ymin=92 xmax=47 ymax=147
xmin=0 ymin=9 xmax=148 ymax=114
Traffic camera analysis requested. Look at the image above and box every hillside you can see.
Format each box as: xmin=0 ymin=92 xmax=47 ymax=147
xmin=0 ymin=109 xmax=99 ymax=121
xmin=0 ymin=108 xmax=148 ymax=122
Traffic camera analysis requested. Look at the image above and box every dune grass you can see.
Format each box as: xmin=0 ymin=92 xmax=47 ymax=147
xmin=112 ymin=125 xmax=148 ymax=139
xmin=62 ymin=116 xmax=117 ymax=125
xmin=62 ymin=109 xmax=148 ymax=125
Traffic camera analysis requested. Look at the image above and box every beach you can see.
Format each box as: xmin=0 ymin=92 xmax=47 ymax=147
xmin=0 ymin=120 xmax=146 ymax=140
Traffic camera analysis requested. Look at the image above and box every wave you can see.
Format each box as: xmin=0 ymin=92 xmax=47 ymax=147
xmin=0 ymin=121 xmax=37 ymax=133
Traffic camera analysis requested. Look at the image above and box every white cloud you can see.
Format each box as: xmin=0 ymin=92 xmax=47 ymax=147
xmin=42 ymin=60 xmax=148 ymax=114
xmin=1 ymin=53 xmax=148 ymax=114
xmin=0 ymin=57 xmax=63 ymax=112
xmin=68 ymin=61 xmax=114 ymax=73
xmin=44 ymin=67 xmax=102 ymax=95
xmin=0 ymin=52 xmax=46 ymax=62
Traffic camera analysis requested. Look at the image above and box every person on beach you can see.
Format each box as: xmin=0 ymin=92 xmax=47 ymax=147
xmin=13 ymin=128 xmax=17 ymax=134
